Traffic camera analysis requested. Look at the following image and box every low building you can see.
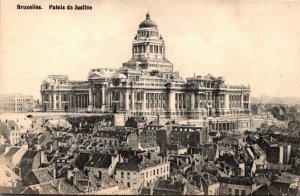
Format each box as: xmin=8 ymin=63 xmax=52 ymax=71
xmin=245 ymin=144 xmax=267 ymax=167
xmin=2 ymin=120 xmax=22 ymax=145
xmin=84 ymin=152 xmax=121 ymax=176
xmin=167 ymin=144 xmax=188 ymax=155
xmin=115 ymin=152 xmax=170 ymax=191
xmin=169 ymin=125 xmax=210 ymax=147
xmin=148 ymin=177 xmax=204 ymax=195
xmin=186 ymin=171 xmax=220 ymax=195
xmin=137 ymin=142 xmax=160 ymax=153
xmin=125 ymin=117 xmax=146 ymax=130
xmin=66 ymin=168 xmax=133 ymax=195
xmin=252 ymin=184 xmax=284 ymax=196
xmin=258 ymin=136 xmax=291 ymax=164
xmin=139 ymin=128 xmax=168 ymax=153
xmin=92 ymin=129 xmax=138 ymax=147
xmin=271 ymin=172 xmax=300 ymax=194
xmin=219 ymin=176 xmax=257 ymax=196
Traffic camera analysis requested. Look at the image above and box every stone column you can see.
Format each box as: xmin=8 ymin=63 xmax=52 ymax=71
xmin=190 ymin=93 xmax=195 ymax=110
xmin=125 ymin=90 xmax=130 ymax=110
xmin=241 ymin=93 xmax=244 ymax=110
xmin=49 ymin=94 xmax=52 ymax=109
xmin=88 ymin=88 xmax=93 ymax=112
xmin=101 ymin=85 xmax=106 ymax=111
xmin=77 ymin=95 xmax=80 ymax=109
xmin=168 ymin=90 xmax=176 ymax=116
xmin=53 ymin=93 xmax=57 ymax=109
xmin=142 ymin=91 xmax=147 ymax=110
xmin=93 ymin=94 xmax=96 ymax=108
xmin=131 ymin=91 xmax=135 ymax=110
xmin=58 ymin=93 xmax=62 ymax=109
xmin=107 ymin=91 xmax=110 ymax=110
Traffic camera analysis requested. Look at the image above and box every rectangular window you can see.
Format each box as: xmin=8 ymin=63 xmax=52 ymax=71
xmin=235 ymin=189 xmax=239 ymax=195
xmin=241 ymin=190 xmax=246 ymax=196
xmin=228 ymin=188 xmax=232 ymax=195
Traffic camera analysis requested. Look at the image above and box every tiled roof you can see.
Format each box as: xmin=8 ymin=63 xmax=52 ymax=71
xmin=85 ymin=153 xmax=113 ymax=169
xmin=116 ymin=153 xmax=163 ymax=171
xmin=250 ymin=144 xmax=265 ymax=157
xmin=253 ymin=176 xmax=270 ymax=186
xmin=218 ymin=176 xmax=255 ymax=186
xmin=24 ymin=167 xmax=54 ymax=185
xmin=0 ymin=122 xmax=9 ymax=139
xmin=274 ymin=172 xmax=300 ymax=184
xmin=153 ymin=178 xmax=203 ymax=195
xmin=22 ymin=181 xmax=59 ymax=194
xmin=7 ymin=120 xmax=20 ymax=132
xmin=55 ymin=178 xmax=81 ymax=194
xmin=252 ymin=184 xmax=284 ymax=196
xmin=22 ymin=150 xmax=39 ymax=159
xmin=4 ymin=146 xmax=20 ymax=159
xmin=140 ymin=142 xmax=159 ymax=148
xmin=42 ymin=118 xmax=72 ymax=129
xmin=154 ymin=178 xmax=185 ymax=192
xmin=0 ymin=186 xmax=26 ymax=194
xmin=93 ymin=130 xmax=132 ymax=141
xmin=89 ymin=173 xmax=118 ymax=190
xmin=168 ymin=144 xmax=187 ymax=151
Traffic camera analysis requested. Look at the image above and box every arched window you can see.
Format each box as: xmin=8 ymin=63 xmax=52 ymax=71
xmin=121 ymin=172 xmax=124 ymax=178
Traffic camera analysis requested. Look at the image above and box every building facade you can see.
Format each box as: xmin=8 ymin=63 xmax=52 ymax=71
xmin=0 ymin=94 xmax=35 ymax=113
xmin=40 ymin=13 xmax=251 ymax=120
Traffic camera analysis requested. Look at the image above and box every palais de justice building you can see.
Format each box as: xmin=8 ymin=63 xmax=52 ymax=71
xmin=40 ymin=13 xmax=251 ymax=120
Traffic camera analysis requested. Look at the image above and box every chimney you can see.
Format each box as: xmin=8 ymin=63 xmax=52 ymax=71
xmin=192 ymin=162 xmax=196 ymax=172
xmin=118 ymin=153 xmax=123 ymax=163
xmin=72 ymin=171 xmax=77 ymax=186
xmin=171 ymin=176 xmax=175 ymax=185
xmin=98 ymin=171 xmax=102 ymax=180
xmin=52 ymin=164 xmax=57 ymax=179
xmin=50 ymin=144 xmax=53 ymax=152
xmin=199 ymin=177 xmax=203 ymax=191
xmin=58 ymin=179 xmax=61 ymax=192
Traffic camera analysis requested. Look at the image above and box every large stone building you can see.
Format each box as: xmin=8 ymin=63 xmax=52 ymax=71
xmin=40 ymin=13 xmax=251 ymax=121
xmin=0 ymin=94 xmax=35 ymax=113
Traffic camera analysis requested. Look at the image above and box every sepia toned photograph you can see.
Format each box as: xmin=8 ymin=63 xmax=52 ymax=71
xmin=0 ymin=0 xmax=300 ymax=195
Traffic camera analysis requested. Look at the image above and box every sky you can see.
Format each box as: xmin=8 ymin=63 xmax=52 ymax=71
xmin=1 ymin=0 xmax=300 ymax=99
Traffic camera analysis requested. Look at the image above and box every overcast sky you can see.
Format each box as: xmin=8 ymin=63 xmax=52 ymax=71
xmin=1 ymin=0 xmax=300 ymax=99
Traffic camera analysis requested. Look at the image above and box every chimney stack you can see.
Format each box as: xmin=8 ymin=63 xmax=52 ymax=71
xmin=52 ymin=164 xmax=57 ymax=179
xmin=171 ymin=176 xmax=175 ymax=184
xmin=98 ymin=171 xmax=102 ymax=180
xmin=58 ymin=179 xmax=61 ymax=192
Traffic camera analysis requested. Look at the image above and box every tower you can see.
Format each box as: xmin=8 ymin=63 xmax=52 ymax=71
xmin=123 ymin=13 xmax=173 ymax=72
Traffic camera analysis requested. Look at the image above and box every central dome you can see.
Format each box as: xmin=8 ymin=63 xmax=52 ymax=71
xmin=139 ymin=13 xmax=157 ymax=28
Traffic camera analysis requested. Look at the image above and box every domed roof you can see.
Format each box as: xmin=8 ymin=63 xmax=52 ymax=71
xmin=139 ymin=13 xmax=157 ymax=28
